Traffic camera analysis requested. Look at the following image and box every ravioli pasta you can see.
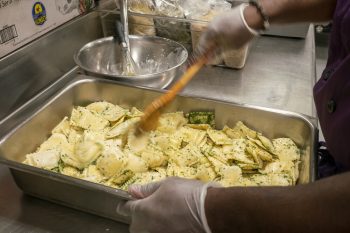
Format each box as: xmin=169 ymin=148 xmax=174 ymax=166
xmin=23 ymin=101 xmax=302 ymax=189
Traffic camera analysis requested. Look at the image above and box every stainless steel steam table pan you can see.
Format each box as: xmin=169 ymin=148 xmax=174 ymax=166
xmin=0 ymin=75 xmax=318 ymax=223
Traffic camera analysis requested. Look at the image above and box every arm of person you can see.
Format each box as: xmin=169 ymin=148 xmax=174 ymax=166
xmin=206 ymin=171 xmax=350 ymax=233
xmin=198 ymin=0 xmax=337 ymax=51
xmin=246 ymin=0 xmax=337 ymax=30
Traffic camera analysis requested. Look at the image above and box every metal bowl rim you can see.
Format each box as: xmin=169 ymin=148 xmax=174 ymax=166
xmin=74 ymin=35 xmax=188 ymax=80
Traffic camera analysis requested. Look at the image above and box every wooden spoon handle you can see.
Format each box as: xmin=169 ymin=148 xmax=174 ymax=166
xmin=139 ymin=55 xmax=207 ymax=132
xmin=138 ymin=45 xmax=214 ymax=132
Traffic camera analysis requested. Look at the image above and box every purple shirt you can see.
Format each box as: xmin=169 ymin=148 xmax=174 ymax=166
xmin=313 ymin=0 xmax=350 ymax=174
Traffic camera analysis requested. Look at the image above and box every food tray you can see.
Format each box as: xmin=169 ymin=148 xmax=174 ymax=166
xmin=0 ymin=74 xmax=317 ymax=223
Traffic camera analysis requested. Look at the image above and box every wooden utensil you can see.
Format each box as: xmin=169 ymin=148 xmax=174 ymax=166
xmin=137 ymin=52 xmax=209 ymax=133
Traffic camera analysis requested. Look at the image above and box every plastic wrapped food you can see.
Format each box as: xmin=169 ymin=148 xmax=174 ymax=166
xmin=179 ymin=0 xmax=211 ymax=19
xmin=128 ymin=0 xmax=189 ymax=42
xmin=128 ymin=15 xmax=156 ymax=36
xmin=153 ymin=0 xmax=192 ymax=51
xmin=154 ymin=19 xmax=192 ymax=51
xmin=154 ymin=0 xmax=184 ymax=17
xmin=128 ymin=0 xmax=156 ymax=36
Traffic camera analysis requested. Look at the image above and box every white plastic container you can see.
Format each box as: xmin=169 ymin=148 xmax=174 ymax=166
xmin=190 ymin=13 xmax=250 ymax=69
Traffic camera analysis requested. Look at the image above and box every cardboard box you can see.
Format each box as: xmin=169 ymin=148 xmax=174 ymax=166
xmin=0 ymin=0 xmax=95 ymax=58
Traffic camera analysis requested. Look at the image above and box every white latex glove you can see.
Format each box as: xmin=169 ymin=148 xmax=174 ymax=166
xmin=198 ymin=4 xmax=256 ymax=56
xmin=117 ymin=177 xmax=215 ymax=233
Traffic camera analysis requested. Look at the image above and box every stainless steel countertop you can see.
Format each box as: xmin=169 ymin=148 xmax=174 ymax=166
xmin=0 ymin=25 xmax=317 ymax=232
xmin=184 ymin=28 xmax=316 ymax=117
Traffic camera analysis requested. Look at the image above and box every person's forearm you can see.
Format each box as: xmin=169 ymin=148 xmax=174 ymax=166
xmin=245 ymin=0 xmax=337 ymax=30
xmin=205 ymin=172 xmax=350 ymax=233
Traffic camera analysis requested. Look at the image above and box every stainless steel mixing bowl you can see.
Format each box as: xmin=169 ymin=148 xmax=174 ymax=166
xmin=74 ymin=35 xmax=188 ymax=89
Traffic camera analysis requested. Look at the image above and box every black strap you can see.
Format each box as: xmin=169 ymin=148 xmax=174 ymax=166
xmin=249 ymin=0 xmax=270 ymax=30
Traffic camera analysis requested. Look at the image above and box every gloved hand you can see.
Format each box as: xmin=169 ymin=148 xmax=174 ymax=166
xmin=198 ymin=4 xmax=257 ymax=57
xmin=117 ymin=177 xmax=215 ymax=233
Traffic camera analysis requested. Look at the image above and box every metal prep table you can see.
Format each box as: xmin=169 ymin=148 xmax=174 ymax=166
xmin=0 ymin=9 xmax=317 ymax=233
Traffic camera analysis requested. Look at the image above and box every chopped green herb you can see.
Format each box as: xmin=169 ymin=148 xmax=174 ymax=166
xmin=187 ymin=111 xmax=215 ymax=127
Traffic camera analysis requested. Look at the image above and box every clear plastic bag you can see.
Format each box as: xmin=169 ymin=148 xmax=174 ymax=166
xmin=154 ymin=0 xmax=184 ymax=17
xmin=128 ymin=0 xmax=156 ymax=14
xmin=128 ymin=0 xmax=156 ymax=36
xmin=152 ymin=0 xmax=192 ymax=51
